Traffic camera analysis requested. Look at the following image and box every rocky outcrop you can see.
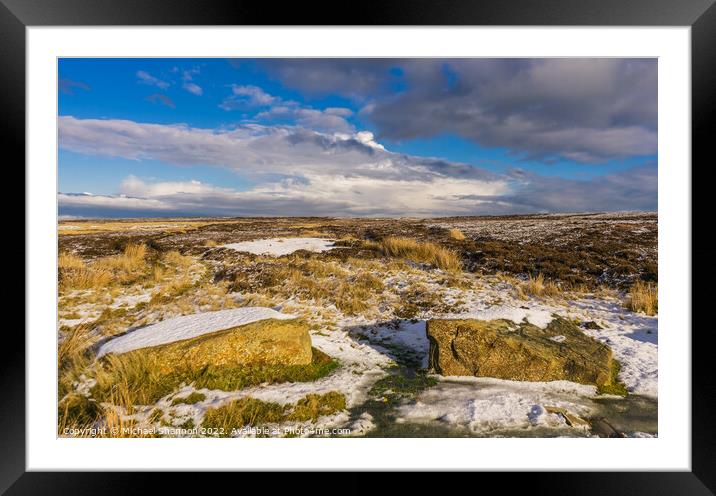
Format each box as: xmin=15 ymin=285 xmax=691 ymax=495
xmin=426 ymin=316 xmax=615 ymax=387
xmin=107 ymin=319 xmax=312 ymax=373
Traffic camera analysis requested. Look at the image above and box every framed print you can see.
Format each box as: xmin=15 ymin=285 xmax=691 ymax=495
xmin=6 ymin=0 xmax=716 ymax=492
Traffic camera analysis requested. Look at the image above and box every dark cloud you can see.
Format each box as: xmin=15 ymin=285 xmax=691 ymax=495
xmin=258 ymin=59 xmax=400 ymax=98
xmin=262 ymin=58 xmax=657 ymax=163
xmin=461 ymin=163 xmax=658 ymax=214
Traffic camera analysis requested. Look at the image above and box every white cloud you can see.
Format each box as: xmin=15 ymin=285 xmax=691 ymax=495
xmin=58 ymin=192 xmax=171 ymax=211
xmin=57 ymin=116 xmax=656 ymax=217
xmin=57 ymin=116 xmax=445 ymax=179
xmin=136 ymin=70 xmax=170 ymax=90
xmin=220 ymin=85 xmax=277 ymax=109
xmin=60 ymin=173 xmax=511 ymax=217
xmin=182 ymin=82 xmax=203 ymax=96
xmin=219 ymin=85 xmax=354 ymax=133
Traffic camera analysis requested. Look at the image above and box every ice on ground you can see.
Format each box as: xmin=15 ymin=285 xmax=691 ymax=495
xmin=97 ymin=307 xmax=295 ymax=357
xmin=347 ymin=412 xmax=376 ymax=437
xmin=222 ymin=237 xmax=336 ymax=256
xmin=396 ymin=378 xmax=596 ymax=434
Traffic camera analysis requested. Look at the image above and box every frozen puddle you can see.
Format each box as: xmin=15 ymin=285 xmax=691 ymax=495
xmin=395 ymin=378 xmax=596 ymax=435
xmin=222 ymin=237 xmax=336 ymax=256
xmin=97 ymin=307 xmax=295 ymax=357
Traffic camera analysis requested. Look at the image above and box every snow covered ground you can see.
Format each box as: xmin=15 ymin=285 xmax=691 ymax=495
xmin=97 ymin=307 xmax=295 ymax=357
xmin=134 ymin=279 xmax=657 ymax=436
xmin=222 ymin=237 xmax=336 ymax=256
xmin=84 ymin=267 xmax=658 ymax=438
xmin=64 ymin=240 xmax=656 ymax=437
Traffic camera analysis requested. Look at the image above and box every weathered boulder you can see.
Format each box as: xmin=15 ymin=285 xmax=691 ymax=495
xmin=426 ymin=316 xmax=615 ymax=387
xmin=109 ymin=319 xmax=312 ymax=374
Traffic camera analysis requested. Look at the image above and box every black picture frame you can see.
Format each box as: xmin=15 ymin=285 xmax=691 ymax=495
xmin=5 ymin=0 xmax=715 ymax=493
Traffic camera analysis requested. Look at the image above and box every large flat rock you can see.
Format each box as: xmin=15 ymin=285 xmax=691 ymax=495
xmin=97 ymin=307 xmax=296 ymax=357
xmin=427 ymin=316 xmax=614 ymax=387
xmin=103 ymin=318 xmax=312 ymax=373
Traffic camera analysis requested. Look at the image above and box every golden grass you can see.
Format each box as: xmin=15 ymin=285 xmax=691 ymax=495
xmin=334 ymin=282 xmax=372 ymax=315
xmin=625 ymin=280 xmax=658 ymax=316
xmin=299 ymin=259 xmax=348 ymax=279
xmin=285 ymin=391 xmax=346 ymax=422
xmin=58 ymin=219 xmax=243 ymax=236
xmin=152 ymin=265 xmax=166 ymax=283
xmin=163 ymin=250 xmax=193 ymax=268
xmin=59 ymin=266 xmax=113 ymax=291
xmin=379 ymin=236 xmax=462 ymax=273
xmin=150 ymin=277 xmax=196 ymax=304
xmin=203 ymin=239 xmax=219 ymax=247
xmin=201 ymin=391 xmax=346 ymax=435
xmin=448 ymin=228 xmax=466 ymax=241
xmin=58 ymin=252 xmax=85 ymax=270
xmin=360 ymin=240 xmax=382 ymax=251
xmin=59 ymin=244 xmax=154 ymax=291
xmin=58 ymin=324 xmax=98 ymax=371
xmin=96 ymin=243 xmax=147 ymax=272
xmin=231 ymin=257 xmax=388 ymax=316
xmin=516 ymin=273 xmax=563 ymax=299
xmin=58 ymin=381 xmax=158 ymax=437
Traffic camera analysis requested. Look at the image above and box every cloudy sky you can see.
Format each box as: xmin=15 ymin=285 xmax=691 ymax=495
xmin=58 ymin=58 xmax=657 ymax=218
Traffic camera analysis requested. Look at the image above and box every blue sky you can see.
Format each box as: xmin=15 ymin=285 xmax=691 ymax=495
xmin=58 ymin=58 xmax=657 ymax=217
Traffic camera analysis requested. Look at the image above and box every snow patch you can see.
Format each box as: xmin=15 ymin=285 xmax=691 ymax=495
xmin=452 ymin=305 xmax=554 ymax=329
xmin=222 ymin=237 xmax=336 ymax=256
xmin=97 ymin=307 xmax=295 ymax=357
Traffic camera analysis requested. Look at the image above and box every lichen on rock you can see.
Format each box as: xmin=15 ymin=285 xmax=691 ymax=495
xmin=426 ymin=316 xmax=615 ymax=387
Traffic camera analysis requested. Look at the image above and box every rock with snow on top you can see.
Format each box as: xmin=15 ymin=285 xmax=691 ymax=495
xmin=103 ymin=318 xmax=313 ymax=374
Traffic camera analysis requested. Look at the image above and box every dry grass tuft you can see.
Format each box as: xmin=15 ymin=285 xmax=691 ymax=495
xmin=96 ymin=243 xmax=147 ymax=273
xmin=152 ymin=265 xmax=166 ymax=283
xmin=58 ymin=252 xmax=85 ymax=270
xmin=201 ymin=391 xmax=347 ymax=435
xmin=625 ymin=280 xmax=658 ymax=316
xmin=163 ymin=250 xmax=193 ymax=268
xmin=59 ymin=266 xmax=113 ymax=291
xmin=58 ymin=324 xmax=98 ymax=371
xmin=202 ymin=397 xmax=286 ymax=434
xmin=59 ymin=243 xmax=161 ymax=291
xmin=335 ymin=282 xmax=372 ymax=315
xmin=286 ymin=391 xmax=346 ymax=422
xmin=516 ymin=273 xmax=563 ymax=299
xmin=203 ymin=239 xmax=219 ymax=247
xmin=448 ymin=228 xmax=466 ymax=241
xmin=379 ymin=236 xmax=462 ymax=273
